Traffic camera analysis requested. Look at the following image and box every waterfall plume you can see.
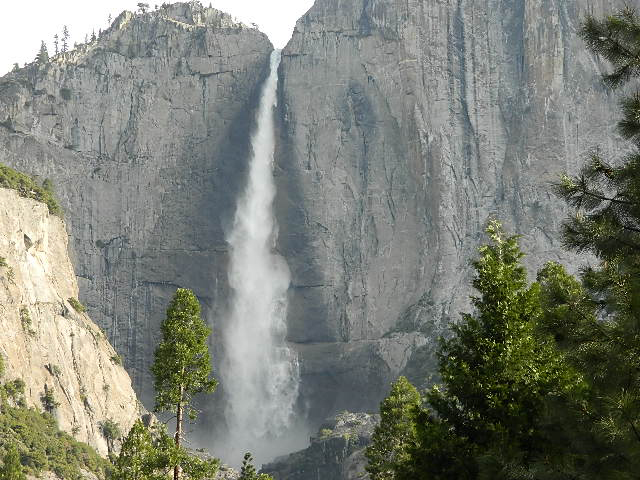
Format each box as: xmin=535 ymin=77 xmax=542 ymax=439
xmin=218 ymin=49 xmax=306 ymax=467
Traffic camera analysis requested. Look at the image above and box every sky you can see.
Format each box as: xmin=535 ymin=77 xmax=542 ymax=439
xmin=0 ymin=0 xmax=315 ymax=75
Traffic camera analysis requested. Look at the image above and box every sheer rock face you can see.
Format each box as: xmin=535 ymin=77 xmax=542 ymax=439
xmin=0 ymin=189 xmax=141 ymax=456
xmin=276 ymin=0 xmax=627 ymax=422
xmin=0 ymin=3 xmax=272 ymax=403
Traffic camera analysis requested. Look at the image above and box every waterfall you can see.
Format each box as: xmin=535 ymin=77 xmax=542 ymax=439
xmin=219 ymin=49 xmax=305 ymax=466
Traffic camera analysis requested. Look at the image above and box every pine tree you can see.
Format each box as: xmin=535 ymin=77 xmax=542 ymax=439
xmin=91 ymin=30 xmax=96 ymax=42
xmin=53 ymin=34 xmax=59 ymax=55
xmin=35 ymin=41 xmax=49 ymax=65
xmin=150 ymin=288 xmax=218 ymax=480
xmin=40 ymin=384 xmax=59 ymax=414
xmin=365 ymin=377 xmax=420 ymax=480
xmin=397 ymin=222 xmax=579 ymax=479
xmin=11 ymin=63 xmax=19 ymax=73
xmin=61 ymin=26 xmax=69 ymax=53
xmin=239 ymin=453 xmax=273 ymax=480
xmin=99 ymin=419 xmax=121 ymax=455
xmin=113 ymin=420 xmax=155 ymax=480
xmin=548 ymin=7 xmax=640 ymax=475
xmin=0 ymin=443 xmax=26 ymax=480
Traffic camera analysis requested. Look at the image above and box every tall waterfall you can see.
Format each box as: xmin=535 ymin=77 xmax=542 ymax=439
xmin=220 ymin=50 xmax=305 ymax=466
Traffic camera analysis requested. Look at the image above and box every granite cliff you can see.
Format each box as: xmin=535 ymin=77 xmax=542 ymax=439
xmin=0 ymin=2 xmax=272 ymax=408
xmin=274 ymin=0 xmax=629 ymax=423
xmin=0 ymin=187 xmax=140 ymax=457
xmin=0 ymin=0 xmax=632 ymax=459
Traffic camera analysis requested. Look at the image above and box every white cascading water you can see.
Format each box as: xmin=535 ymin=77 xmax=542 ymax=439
xmin=220 ymin=50 xmax=305 ymax=466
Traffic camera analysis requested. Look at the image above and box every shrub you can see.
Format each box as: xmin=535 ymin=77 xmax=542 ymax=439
xmin=19 ymin=307 xmax=36 ymax=337
xmin=67 ymin=298 xmax=86 ymax=313
xmin=0 ymin=402 xmax=111 ymax=479
xmin=0 ymin=164 xmax=63 ymax=216
xmin=110 ymin=354 xmax=123 ymax=366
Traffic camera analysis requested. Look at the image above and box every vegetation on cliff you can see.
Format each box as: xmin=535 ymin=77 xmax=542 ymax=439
xmin=0 ymin=369 xmax=110 ymax=480
xmin=0 ymin=164 xmax=62 ymax=216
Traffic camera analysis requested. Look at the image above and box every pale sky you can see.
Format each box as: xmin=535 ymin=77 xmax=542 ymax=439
xmin=0 ymin=0 xmax=315 ymax=75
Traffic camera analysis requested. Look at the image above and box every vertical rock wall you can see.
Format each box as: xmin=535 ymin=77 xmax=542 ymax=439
xmin=0 ymin=188 xmax=140 ymax=456
xmin=276 ymin=0 xmax=628 ymax=421
xmin=0 ymin=3 xmax=272 ymax=406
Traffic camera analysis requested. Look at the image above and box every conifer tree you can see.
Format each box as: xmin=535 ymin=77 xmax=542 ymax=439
xmin=61 ymin=26 xmax=69 ymax=53
xmin=396 ymin=222 xmax=579 ymax=479
xmin=113 ymin=420 xmax=155 ymax=480
xmin=53 ymin=34 xmax=59 ymax=55
xmin=0 ymin=444 xmax=26 ymax=480
xmin=365 ymin=377 xmax=420 ymax=480
xmin=35 ymin=41 xmax=49 ymax=64
xmin=239 ymin=453 xmax=273 ymax=480
xmin=151 ymin=288 xmax=217 ymax=480
xmin=549 ymin=6 xmax=640 ymax=475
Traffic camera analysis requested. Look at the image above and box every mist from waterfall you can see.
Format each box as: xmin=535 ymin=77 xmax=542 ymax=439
xmin=218 ymin=50 xmax=307 ymax=467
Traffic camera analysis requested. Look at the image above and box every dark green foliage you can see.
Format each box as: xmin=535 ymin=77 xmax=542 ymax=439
xmin=239 ymin=452 xmax=272 ymax=480
xmin=40 ymin=385 xmax=59 ymax=414
xmin=365 ymin=377 xmax=420 ymax=480
xmin=113 ymin=420 xmax=154 ymax=480
xmin=35 ymin=41 xmax=49 ymax=65
xmin=151 ymin=289 xmax=217 ymax=416
xmin=68 ymin=297 xmax=86 ymax=313
xmin=99 ymin=419 xmax=121 ymax=455
xmin=549 ymin=7 xmax=640 ymax=476
xmin=391 ymin=223 xmax=580 ymax=479
xmin=537 ymin=262 xmax=640 ymax=477
xmin=0 ymin=403 xmax=110 ymax=479
xmin=113 ymin=420 xmax=219 ymax=480
xmin=0 ymin=164 xmax=63 ymax=216
xmin=0 ymin=443 xmax=26 ymax=480
xmin=580 ymin=7 xmax=640 ymax=89
xmin=151 ymin=288 xmax=217 ymax=479
xmin=111 ymin=354 xmax=123 ymax=365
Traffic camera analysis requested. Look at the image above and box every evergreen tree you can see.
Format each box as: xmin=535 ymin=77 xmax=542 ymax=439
xmin=113 ymin=420 xmax=155 ymax=480
xmin=239 ymin=453 xmax=273 ymax=480
xmin=91 ymin=30 xmax=96 ymax=42
xmin=548 ymin=7 xmax=640 ymax=476
xmin=397 ymin=222 xmax=579 ymax=479
xmin=61 ymin=26 xmax=69 ymax=53
xmin=99 ymin=418 xmax=121 ymax=455
xmin=365 ymin=377 xmax=420 ymax=480
xmin=150 ymin=288 xmax=217 ymax=480
xmin=35 ymin=41 xmax=49 ymax=65
xmin=40 ymin=384 xmax=59 ymax=414
xmin=11 ymin=63 xmax=19 ymax=73
xmin=0 ymin=443 xmax=26 ymax=480
xmin=53 ymin=34 xmax=59 ymax=55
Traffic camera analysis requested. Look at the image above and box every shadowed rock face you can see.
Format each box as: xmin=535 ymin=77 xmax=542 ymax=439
xmin=0 ymin=3 xmax=272 ymax=406
xmin=276 ymin=0 xmax=627 ymax=424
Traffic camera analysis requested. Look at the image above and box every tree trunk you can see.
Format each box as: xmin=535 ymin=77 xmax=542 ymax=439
xmin=174 ymin=385 xmax=184 ymax=480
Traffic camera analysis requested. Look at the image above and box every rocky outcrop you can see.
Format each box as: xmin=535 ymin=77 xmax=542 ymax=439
xmin=0 ymin=188 xmax=141 ymax=456
xmin=263 ymin=412 xmax=378 ymax=480
xmin=276 ymin=0 xmax=628 ymax=422
xmin=0 ymin=2 xmax=272 ymax=405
